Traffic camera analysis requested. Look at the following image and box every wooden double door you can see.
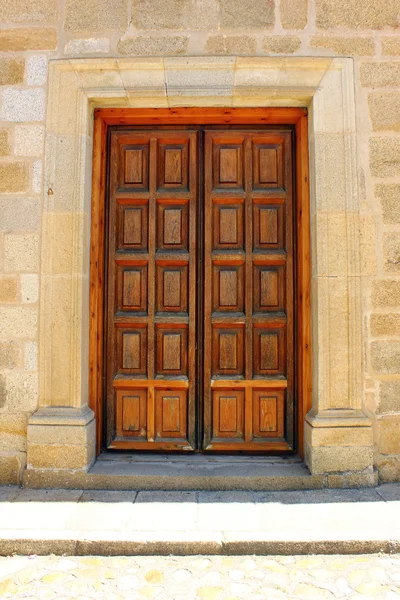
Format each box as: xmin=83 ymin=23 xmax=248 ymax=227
xmin=105 ymin=125 xmax=296 ymax=453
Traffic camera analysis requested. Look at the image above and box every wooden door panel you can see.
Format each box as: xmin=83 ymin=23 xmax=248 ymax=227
xmin=204 ymin=130 xmax=294 ymax=452
xmin=106 ymin=130 xmax=197 ymax=450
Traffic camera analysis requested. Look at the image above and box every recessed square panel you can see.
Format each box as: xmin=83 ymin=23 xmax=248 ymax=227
xmin=253 ymin=390 xmax=284 ymax=438
xmin=212 ymin=263 xmax=244 ymax=313
xmin=213 ymin=202 xmax=244 ymax=251
xmin=119 ymin=143 xmax=149 ymax=191
xmin=253 ymin=203 xmax=284 ymax=250
xmin=213 ymin=140 xmax=244 ymax=190
xmin=155 ymin=389 xmax=187 ymax=439
xmin=156 ymin=263 xmax=188 ymax=313
xmin=212 ymin=390 xmax=245 ymax=440
xmin=157 ymin=203 xmax=189 ymax=251
xmin=116 ymin=389 xmax=147 ymax=439
xmin=253 ymin=142 xmax=283 ymax=190
xmin=157 ymin=140 xmax=189 ymax=191
xmin=156 ymin=326 xmax=188 ymax=377
xmin=117 ymin=202 xmax=148 ymax=252
xmin=253 ymin=327 xmax=286 ymax=377
xmin=116 ymin=263 xmax=147 ymax=313
xmin=116 ymin=326 xmax=147 ymax=376
xmin=253 ymin=264 xmax=286 ymax=313
xmin=212 ymin=326 xmax=245 ymax=377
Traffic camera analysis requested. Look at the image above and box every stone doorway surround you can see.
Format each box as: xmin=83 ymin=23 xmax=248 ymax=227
xmin=26 ymin=56 xmax=375 ymax=488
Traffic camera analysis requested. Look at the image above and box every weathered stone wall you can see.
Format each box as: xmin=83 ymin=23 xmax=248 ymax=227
xmin=0 ymin=0 xmax=399 ymax=484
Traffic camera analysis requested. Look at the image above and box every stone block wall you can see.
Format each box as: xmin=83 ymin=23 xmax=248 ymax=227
xmin=0 ymin=0 xmax=399 ymax=484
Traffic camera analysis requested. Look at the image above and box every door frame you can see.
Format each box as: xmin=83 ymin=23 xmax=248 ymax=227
xmin=89 ymin=107 xmax=311 ymax=458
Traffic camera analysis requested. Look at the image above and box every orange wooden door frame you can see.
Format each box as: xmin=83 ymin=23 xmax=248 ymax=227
xmin=89 ymin=107 xmax=311 ymax=458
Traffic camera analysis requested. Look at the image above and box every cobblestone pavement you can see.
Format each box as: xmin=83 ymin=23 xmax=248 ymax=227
xmin=0 ymin=554 xmax=400 ymax=599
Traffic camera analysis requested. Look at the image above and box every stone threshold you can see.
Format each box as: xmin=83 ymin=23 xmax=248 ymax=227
xmin=23 ymin=454 xmax=377 ymax=491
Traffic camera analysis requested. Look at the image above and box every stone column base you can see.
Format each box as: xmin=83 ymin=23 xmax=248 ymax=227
xmin=305 ymin=410 xmax=377 ymax=487
xmin=27 ymin=407 xmax=95 ymax=472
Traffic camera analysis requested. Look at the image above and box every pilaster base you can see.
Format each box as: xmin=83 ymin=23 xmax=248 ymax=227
xmin=305 ymin=410 xmax=375 ymax=483
xmin=27 ymin=407 xmax=95 ymax=472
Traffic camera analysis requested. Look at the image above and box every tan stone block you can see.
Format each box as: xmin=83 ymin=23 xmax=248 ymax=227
xmin=371 ymin=341 xmax=400 ymax=374
xmin=281 ymin=0 xmax=307 ymax=29
xmin=377 ymin=455 xmax=400 ymax=482
xmin=382 ymin=37 xmax=400 ymax=57
xmin=0 ymin=412 xmax=27 ymax=435
xmin=327 ymin=469 xmax=378 ymax=488
xmin=308 ymin=445 xmax=373 ymax=474
xmin=379 ymin=380 xmax=400 ymax=414
xmin=0 ymin=163 xmax=28 ymax=194
xmin=42 ymin=213 xmax=86 ymax=275
xmin=361 ymin=62 xmax=400 ymax=88
xmin=0 ymin=199 xmax=40 ymax=232
xmin=28 ymin=420 xmax=95 ymax=445
xmin=372 ymin=279 xmax=400 ymax=308
xmin=14 ymin=125 xmax=44 ymax=157
xmin=261 ymin=36 xmax=301 ymax=54
xmin=0 ymin=130 xmax=11 ymax=157
xmin=28 ymin=443 xmax=95 ymax=470
xmin=0 ymin=276 xmax=18 ymax=303
xmin=118 ymin=36 xmax=188 ymax=56
xmin=4 ymin=372 xmax=38 ymax=412
xmin=0 ymin=433 xmax=26 ymax=452
xmin=370 ymin=137 xmax=400 ymax=178
xmin=306 ymin=425 xmax=373 ymax=448
xmin=133 ymin=0 xmax=219 ymax=30
xmin=220 ymin=0 xmax=274 ymax=28
xmin=377 ymin=416 xmax=400 ymax=454
xmin=359 ymin=214 xmax=378 ymax=276
xmin=384 ymin=233 xmax=400 ymax=273
xmin=0 ymin=306 xmax=37 ymax=338
xmin=0 ymin=0 xmax=58 ymax=23
xmin=368 ymin=92 xmax=400 ymax=132
xmin=316 ymin=0 xmax=400 ymax=29
xmin=0 ymin=454 xmax=25 ymax=485
xmin=0 ymin=28 xmax=57 ymax=52
xmin=21 ymin=274 xmax=38 ymax=304
xmin=65 ymin=0 xmax=128 ymax=32
xmin=376 ymin=184 xmax=400 ymax=224
xmin=371 ymin=314 xmax=400 ymax=337
xmin=310 ymin=36 xmax=374 ymax=56
xmin=0 ymin=341 xmax=20 ymax=369
xmin=206 ymin=36 xmax=257 ymax=55
xmin=4 ymin=234 xmax=39 ymax=273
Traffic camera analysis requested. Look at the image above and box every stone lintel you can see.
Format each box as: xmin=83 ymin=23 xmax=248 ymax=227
xmin=306 ymin=409 xmax=372 ymax=428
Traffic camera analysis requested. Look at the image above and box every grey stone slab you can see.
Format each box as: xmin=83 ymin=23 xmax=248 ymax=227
xmin=198 ymin=492 xmax=260 ymax=532
xmin=0 ymin=486 xmax=19 ymax=501
xmin=79 ymin=490 xmax=137 ymax=503
xmin=65 ymin=500 xmax=136 ymax=532
xmin=2 ymin=501 xmax=80 ymax=531
xmin=136 ymin=491 xmax=196 ymax=503
xmin=253 ymin=488 xmax=382 ymax=505
xmin=127 ymin=493 xmax=197 ymax=532
xmin=376 ymin=483 xmax=400 ymax=501
xmin=14 ymin=488 xmax=83 ymax=503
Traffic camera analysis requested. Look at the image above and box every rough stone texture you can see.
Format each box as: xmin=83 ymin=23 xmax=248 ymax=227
xmin=0 ymin=277 xmax=18 ymax=303
xmin=281 ymin=0 xmax=307 ymax=29
xmin=0 ymin=455 xmax=24 ymax=485
xmin=377 ymin=417 xmax=400 ymax=455
xmin=4 ymin=234 xmax=39 ymax=272
xmin=370 ymin=137 xmax=400 ymax=178
xmin=21 ymin=274 xmax=39 ymax=304
xmin=371 ymin=313 xmax=400 ymax=337
xmin=220 ymin=0 xmax=275 ymax=29
xmin=379 ymin=381 xmax=400 ymax=414
xmin=382 ymin=37 xmax=400 ymax=56
xmin=384 ymin=233 xmax=400 ymax=272
xmin=371 ymin=341 xmax=400 ymax=374
xmin=376 ymin=184 xmax=400 ymax=224
xmin=0 ymin=307 xmax=37 ymax=338
xmin=133 ymin=0 xmax=220 ymax=30
xmin=316 ymin=0 xmax=400 ymax=28
xmin=64 ymin=37 xmax=110 ymax=55
xmin=0 ymin=0 xmax=59 ymax=22
xmin=262 ymin=36 xmax=302 ymax=54
xmin=28 ymin=443 xmax=94 ymax=470
xmin=0 ymin=341 xmax=20 ymax=369
xmin=26 ymin=55 xmax=47 ymax=86
xmin=0 ymin=163 xmax=29 ymax=194
xmin=0 ymin=130 xmax=10 ymax=157
xmin=65 ymin=0 xmax=128 ymax=32
xmin=14 ymin=126 xmax=44 ymax=157
xmin=0 ymin=199 xmax=40 ymax=231
xmin=118 ymin=36 xmax=189 ymax=56
xmin=24 ymin=341 xmax=37 ymax=371
xmin=0 ymin=59 xmax=24 ymax=86
xmin=4 ymin=372 xmax=38 ymax=412
xmin=372 ymin=279 xmax=400 ymax=308
xmin=368 ymin=92 xmax=400 ymax=132
xmin=0 ymin=28 xmax=58 ymax=52
xmin=0 ymin=89 xmax=45 ymax=123
xmin=310 ymin=36 xmax=374 ymax=56
xmin=206 ymin=36 xmax=257 ymax=55
xmin=361 ymin=62 xmax=400 ymax=87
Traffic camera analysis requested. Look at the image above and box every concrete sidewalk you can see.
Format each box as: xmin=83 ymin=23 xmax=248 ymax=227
xmin=0 ymin=484 xmax=399 ymax=556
